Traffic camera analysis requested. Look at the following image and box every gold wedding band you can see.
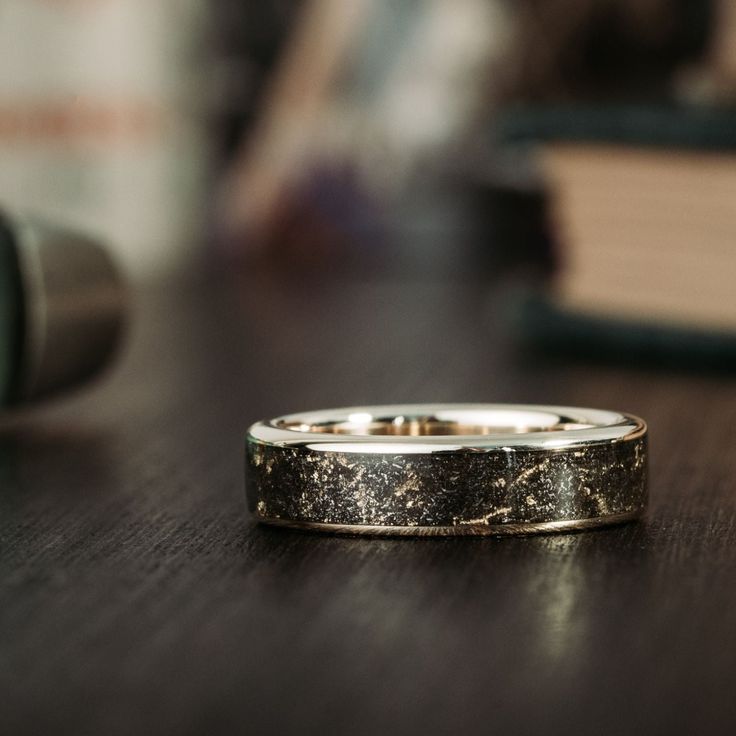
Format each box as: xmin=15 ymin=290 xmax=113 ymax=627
xmin=246 ymin=404 xmax=647 ymax=536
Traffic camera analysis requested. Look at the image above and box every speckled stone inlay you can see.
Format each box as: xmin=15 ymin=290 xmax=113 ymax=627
xmin=246 ymin=435 xmax=647 ymax=532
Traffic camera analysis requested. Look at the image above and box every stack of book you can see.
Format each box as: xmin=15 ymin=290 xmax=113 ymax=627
xmin=498 ymin=106 xmax=736 ymax=367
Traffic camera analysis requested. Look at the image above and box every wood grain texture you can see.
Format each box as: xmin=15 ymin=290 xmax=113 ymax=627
xmin=1 ymin=267 xmax=735 ymax=735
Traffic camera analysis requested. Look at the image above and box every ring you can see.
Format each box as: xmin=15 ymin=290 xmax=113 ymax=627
xmin=246 ymin=404 xmax=647 ymax=536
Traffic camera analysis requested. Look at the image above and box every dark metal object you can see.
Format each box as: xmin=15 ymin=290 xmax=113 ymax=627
xmin=9 ymin=215 xmax=126 ymax=403
xmin=247 ymin=405 xmax=647 ymax=534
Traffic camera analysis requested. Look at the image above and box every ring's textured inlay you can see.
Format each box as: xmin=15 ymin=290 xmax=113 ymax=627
xmin=246 ymin=405 xmax=647 ymax=536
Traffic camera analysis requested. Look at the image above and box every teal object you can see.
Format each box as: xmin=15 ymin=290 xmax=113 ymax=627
xmin=495 ymin=105 xmax=736 ymax=152
xmin=516 ymin=292 xmax=736 ymax=371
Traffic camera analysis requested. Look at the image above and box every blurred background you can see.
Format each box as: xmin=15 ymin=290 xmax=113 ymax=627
xmin=4 ymin=6 xmax=736 ymax=733
xmin=1 ymin=0 xmax=736 ymax=365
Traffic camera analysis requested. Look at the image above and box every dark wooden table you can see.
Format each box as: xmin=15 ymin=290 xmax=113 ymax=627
xmin=1 ymin=264 xmax=735 ymax=735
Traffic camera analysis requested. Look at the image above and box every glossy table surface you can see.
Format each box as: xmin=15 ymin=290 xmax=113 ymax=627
xmin=1 ymin=264 xmax=735 ymax=735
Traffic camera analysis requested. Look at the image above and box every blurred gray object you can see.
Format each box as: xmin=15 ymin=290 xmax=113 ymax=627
xmin=7 ymin=214 xmax=126 ymax=404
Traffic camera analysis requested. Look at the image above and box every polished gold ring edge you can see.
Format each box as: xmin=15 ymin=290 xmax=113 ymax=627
xmin=253 ymin=509 xmax=643 ymax=537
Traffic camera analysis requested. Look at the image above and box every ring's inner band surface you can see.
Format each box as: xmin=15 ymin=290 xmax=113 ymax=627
xmin=277 ymin=410 xmax=599 ymax=437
